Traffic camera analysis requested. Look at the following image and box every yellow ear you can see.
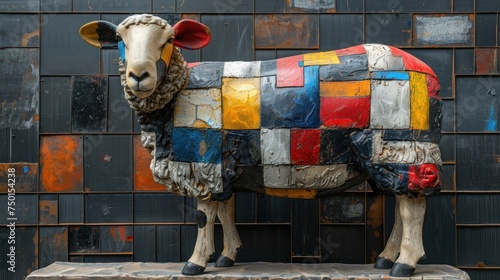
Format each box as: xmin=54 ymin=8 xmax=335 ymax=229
xmin=79 ymin=21 xmax=118 ymax=49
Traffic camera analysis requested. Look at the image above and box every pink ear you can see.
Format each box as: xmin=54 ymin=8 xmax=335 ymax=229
xmin=172 ymin=19 xmax=211 ymax=50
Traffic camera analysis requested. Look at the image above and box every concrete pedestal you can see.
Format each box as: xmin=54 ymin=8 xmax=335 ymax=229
xmin=26 ymin=262 xmax=470 ymax=280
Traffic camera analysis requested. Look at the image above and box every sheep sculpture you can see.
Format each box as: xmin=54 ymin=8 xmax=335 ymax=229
xmin=80 ymin=14 xmax=442 ymax=277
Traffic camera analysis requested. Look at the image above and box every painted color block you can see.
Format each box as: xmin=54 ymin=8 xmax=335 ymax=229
xmin=277 ymin=55 xmax=304 ymax=87
xmin=408 ymin=163 xmax=441 ymax=192
xmin=174 ymin=88 xmax=222 ymax=129
xmin=292 ymin=165 xmax=351 ymax=189
xmin=410 ymin=72 xmax=430 ymax=130
xmin=261 ymin=129 xmax=291 ymax=164
xmin=320 ymin=130 xmax=355 ymax=164
xmin=372 ymin=71 xmax=409 ymax=80
xmin=364 ymin=44 xmax=404 ymax=71
xmin=40 ymin=136 xmax=83 ymax=192
xmin=263 ymin=165 xmax=292 ymax=188
xmin=291 ymin=129 xmax=321 ymax=165
xmin=223 ymin=61 xmax=261 ymax=78
xmin=172 ymin=128 xmax=222 ymax=163
xmin=335 ymin=45 xmax=366 ymax=56
xmin=261 ymin=59 xmax=277 ymax=76
xmin=186 ymin=62 xmax=223 ymax=89
xmin=319 ymin=54 xmax=369 ymax=81
xmin=0 ymin=163 xmax=38 ymax=192
xmin=371 ymin=132 xmax=442 ymax=164
xmin=320 ymin=80 xmax=370 ymax=97
xmin=222 ymin=78 xmax=260 ymax=129
xmin=320 ymin=97 xmax=370 ymax=128
xmin=134 ymin=135 xmax=169 ymax=191
xmin=389 ymin=46 xmax=437 ymax=77
xmin=414 ymin=15 xmax=474 ymax=46
xmin=370 ymin=80 xmax=410 ymax=129
xmin=261 ymin=66 xmax=320 ymax=128
xmin=303 ymin=51 xmax=340 ymax=66
xmin=223 ymin=130 xmax=261 ymax=166
xmin=426 ymin=75 xmax=441 ymax=99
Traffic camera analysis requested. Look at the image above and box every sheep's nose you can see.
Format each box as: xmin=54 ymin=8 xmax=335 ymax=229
xmin=129 ymin=71 xmax=150 ymax=83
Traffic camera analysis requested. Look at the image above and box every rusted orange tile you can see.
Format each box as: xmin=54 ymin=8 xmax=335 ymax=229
xmin=40 ymin=136 xmax=83 ymax=192
xmin=134 ymin=135 xmax=169 ymax=191
xmin=320 ymin=80 xmax=370 ymax=97
xmin=39 ymin=200 xmax=58 ymax=224
xmin=265 ymin=187 xmax=317 ymax=199
xmin=255 ymin=14 xmax=319 ymax=49
xmin=0 ymin=163 xmax=38 ymax=192
xmin=475 ymin=48 xmax=497 ymax=74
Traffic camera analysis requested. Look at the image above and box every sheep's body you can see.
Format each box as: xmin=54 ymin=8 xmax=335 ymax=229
xmin=80 ymin=14 xmax=442 ymax=277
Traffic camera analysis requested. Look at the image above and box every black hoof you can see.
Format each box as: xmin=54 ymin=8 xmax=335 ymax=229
xmin=374 ymin=257 xmax=394 ymax=269
xmin=182 ymin=261 xmax=206 ymax=275
xmin=389 ymin=262 xmax=415 ymax=277
xmin=214 ymin=255 xmax=235 ymax=267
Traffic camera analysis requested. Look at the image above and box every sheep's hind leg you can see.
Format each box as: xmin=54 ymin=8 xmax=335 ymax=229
xmin=215 ymin=194 xmax=242 ymax=267
xmin=374 ymin=195 xmax=402 ymax=270
xmin=389 ymin=195 xmax=426 ymax=277
xmin=182 ymin=197 xmax=218 ymax=275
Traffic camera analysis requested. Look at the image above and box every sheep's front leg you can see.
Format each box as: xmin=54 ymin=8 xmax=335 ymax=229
xmin=390 ymin=195 xmax=426 ymax=277
xmin=215 ymin=194 xmax=242 ymax=267
xmin=182 ymin=197 xmax=218 ymax=275
xmin=374 ymin=195 xmax=402 ymax=269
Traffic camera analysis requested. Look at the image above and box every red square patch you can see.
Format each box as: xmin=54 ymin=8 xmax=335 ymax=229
xmin=320 ymin=96 xmax=370 ymax=128
xmin=277 ymin=55 xmax=304 ymax=87
xmin=291 ymin=129 xmax=321 ymax=165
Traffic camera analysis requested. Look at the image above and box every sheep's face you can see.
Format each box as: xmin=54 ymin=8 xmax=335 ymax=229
xmin=80 ymin=14 xmax=211 ymax=99
xmin=116 ymin=19 xmax=174 ymax=98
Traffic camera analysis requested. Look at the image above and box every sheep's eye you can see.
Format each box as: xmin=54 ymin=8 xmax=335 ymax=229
xmin=167 ymin=37 xmax=173 ymax=44
xmin=116 ymin=34 xmax=122 ymax=41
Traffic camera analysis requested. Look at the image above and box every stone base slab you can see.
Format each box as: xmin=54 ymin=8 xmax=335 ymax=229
xmin=26 ymin=262 xmax=470 ymax=280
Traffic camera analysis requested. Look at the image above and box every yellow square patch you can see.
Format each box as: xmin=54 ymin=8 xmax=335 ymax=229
xmin=222 ymin=78 xmax=261 ymax=130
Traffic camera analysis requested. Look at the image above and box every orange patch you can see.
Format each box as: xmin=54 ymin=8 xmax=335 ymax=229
xmin=40 ymin=136 xmax=83 ymax=192
xmin=265 ymin=187 xmax=317 ymax=199
xmin=133 ymin=135 xmax=169 ymax=191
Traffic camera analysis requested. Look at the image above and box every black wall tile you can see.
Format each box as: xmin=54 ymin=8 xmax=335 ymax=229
xmin=40 ymin=77 xmax=72 ymax=133
xmin=365 ymin=193 xmax=383 ymax=263
xmin=255 ymin=0 xmax=285 ymax=13
xmin=456 ymin=76 xmax=500 ymax=132
xmin=257 ymin=194 xmax=290 ymax=223
xmin=421 ymin=194 xmax=456 ymax=265
xmin=153 ymin=0 xmax=175 ymax=12
xmin=72 ymin=75 xmax=107 ymax=133
xmin=0 ymin=128 xmax=10 ymax=162
xmin=454 ymin=48 xmax=475 ymax=74
xmin=439 ymin=134 xmax=455 ymax=162
xmin=457 ymin=194 xmax=500 ymax=224
xmin=85 ymin=194 xmax=132 ymax=223
xmin=11 ymin=125 xmax=38 ymax=163
xmin=84 ymin=255 xmax=133 ymax=262
xmin=0 ymin=48 xmax=39 ymax=130
xmin=476 ymin=0 xmax=500 ymax=12
xmin=458 ymin=227 xmax=500 ymax=266
xmin=69 ymin=226 xmax=100 ymax=253
xmin=365 ymin=14 xmax=412 ymax=46
xmin=0 ymin=0 xmax=39 ymax=12
xmin=157 ymin=225 xmax=180 ymax=262
xmin=73 ymin=0 xmax=151 ymax=12
xmin=453 ymin=0 xmax=474 ymax=12
xmin=108 ymin=77 xmax=132 ymax=133
xmin=237 ymin=225 xmax=291 ymax=262
xmin=464 ymin=269 xmax=500 ymax=280
xmin=292 ymin=199 xmax=319 ymax=256
xmin=177 ymin=0 xmax=253 ymax=13
xmin=134 ymin=225 xmax=155 ymax=262
xmin=320 ymin=14 xmax=364 ymax=50
xmin=235 ymin=192 xmax=256 ymax=223
xmin=456 ymin=135 xmax=500 ymax=190
xmin=134 ymin=193 xmax=184 ymax=223
xmin=476 ymin=14 xmax=497 ymax=47
xmin=40 ymin=194 xmax=58 ymax=224
xmin=336 ymin=0 xmax=364 ymax=12
xmin=441 ymin=165 xmax=455 ymax=191
xmin=84 ymin=135 xmax=132 ymax=191
xmin=41 ymin=14 xmax=100 ymax=75
xmin=39 ymin=227 xmax=68 ymax=268
xmin=0 ymin=14 xmax=39 ymax=47
xmin=320 ymin=225 xmax=364 ymax=263
xmin=321 ymin=194 xmax=365 ymax=223
xmin=180 ymin=225 xmax=197 ymax=261
xmin=366 ymin=0 xmax=450 ymax=12
xmin=201 ymin=15 xmax=253 ymax=61
xmin=41 ymin=0 xmax=72 ymax=12
xmin=441 ymin=100 xmax=455 ymax=132
xmin=59 ymin=194 xmax=83 ymax=223
xmin=0 ymin=227 xmax=38 ymax=280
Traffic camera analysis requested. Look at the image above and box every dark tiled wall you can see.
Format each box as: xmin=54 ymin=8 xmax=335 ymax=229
xmin=0 ymin=1 xmax=499 ymax=279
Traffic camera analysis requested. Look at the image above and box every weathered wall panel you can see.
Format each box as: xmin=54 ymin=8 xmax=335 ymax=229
xmin=365 ymin=14 xmax=412 ymax=46
xmin=0 ymin=163 xmax=38 ymax=193
xmin=458 ymin=227 xmax=500 ymax=267
xmin=134 ymin=193 xmax=184 ymax=222
xmin=255 ymin=14 xmax=319 ymax=49
xmin=157 ymin=225 xmax=180 ymax=262
xmin=133 ymin=225 xmax=155 ymax=262
xmin=457 ymin=194 xmax=500 ymax=224
xmin=0 ymin=14 xmax=39 ymax=48
xmin=414 ymin=15 xmax=474 ymax=46
xmin=366 ymin=0 xmax=450 ymax=12
xmin=72 ymin=76 xmax=107 ymax=133
xmin=320 ymin=14 xmax=363 ymax=51
xmin=177 ymin=0 xmax=253 ymax=13
xmin=100 ymin=226 xmax=133 ymax=253
xmin=286 ymin=0 xmax=335 ymax=13
xmin=85 ymin=194 xmax=132 ymax=223
xmin=257 ymin=194 xmax=290 ymax=223
xmin=476 ymin=14 xmax=497 ymax=47
xmin=108 ymin=76 xmax=132 ymax=133
xmin=39 ymin=194 xmax=58 ymax=224
xmin=0 ymin=0 xmax=39 ymax=11
xmin=40 ymin=77 xmax=72 ymax=133
xmin=39 ymin=227 xmax=68 ymax=268
xmin=292 ymin=198 xmax=319 ymax=256
xmin=320 ymin=225 xmax=364 ymax=263
xmin=73 ymin=0 xmax=151 ymax=12
xmin=59 ymin=194 xmax=83 ymax=223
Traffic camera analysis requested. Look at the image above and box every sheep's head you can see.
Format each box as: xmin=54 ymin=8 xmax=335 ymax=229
xmin=79 ymin=14 xmax=211 ymax=100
